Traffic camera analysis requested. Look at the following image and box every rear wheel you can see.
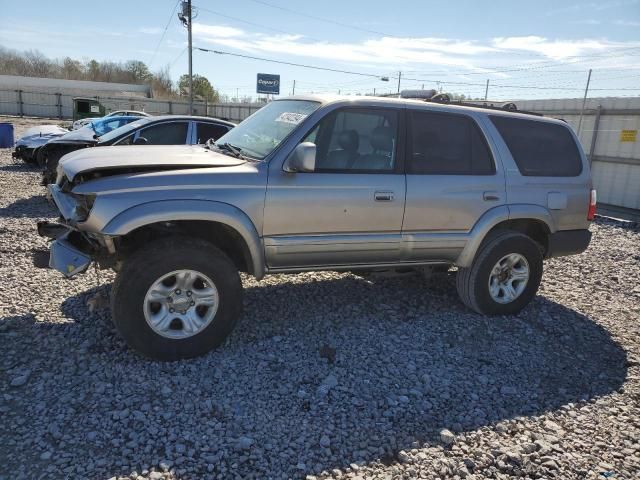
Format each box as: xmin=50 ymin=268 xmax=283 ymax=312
xmin=111 ymin=237 xmax=243 ymax=360
xmin=456 ymin=231 xmax=543 ymax=315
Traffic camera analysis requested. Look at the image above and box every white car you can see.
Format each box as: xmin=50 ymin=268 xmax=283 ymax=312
xmin=71 ymin=110 xmax=150 ymax=130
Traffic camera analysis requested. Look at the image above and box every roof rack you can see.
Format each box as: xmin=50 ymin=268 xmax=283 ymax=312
xmin=393 ymin=90 xmax=543 ymax=117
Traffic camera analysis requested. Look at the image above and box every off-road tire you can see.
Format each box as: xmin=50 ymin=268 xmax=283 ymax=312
xmin=111 ymin=236 xmax=243 ymax=360
xmin=456 ymin=231 xmax=543 ymax=315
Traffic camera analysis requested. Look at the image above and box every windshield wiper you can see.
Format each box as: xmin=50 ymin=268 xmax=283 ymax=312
xmin=211 ymin=142 xmax=250 ymax=160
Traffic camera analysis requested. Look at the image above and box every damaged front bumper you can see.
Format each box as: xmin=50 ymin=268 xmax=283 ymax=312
xmin=37 ymin=222 xmax=93 ymax=278
xmin=49 ymin=233 xmax=93 ymax=278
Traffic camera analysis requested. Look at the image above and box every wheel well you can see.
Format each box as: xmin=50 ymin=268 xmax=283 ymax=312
xmin=486 ymin=219 xmax=550 ymax=255
xmin=117 ymin=220 xmax=253 ymax=274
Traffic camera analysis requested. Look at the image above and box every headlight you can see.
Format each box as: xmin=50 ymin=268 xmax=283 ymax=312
xmin=70 ymin=194 xmax=96 ymax=222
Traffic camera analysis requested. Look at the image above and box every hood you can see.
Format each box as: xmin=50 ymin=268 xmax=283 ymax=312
xmin=50 ymin=126 xmax=97 ymax=144
xmin=19 ymin=125 xmax=68 ymax=139
xmin=16 ymin=132 xmax=67 ymax=148
xmin=60 ymin=145 xmax=247 ymax=181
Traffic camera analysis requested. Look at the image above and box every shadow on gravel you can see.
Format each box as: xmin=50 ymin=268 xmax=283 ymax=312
xmin=0 ymin=162 xmax=37 ymax=173
xmin=0 ymin=194 xmax=55 ymax=218
xmin=7 ymin=273 xmax=627 ymax=479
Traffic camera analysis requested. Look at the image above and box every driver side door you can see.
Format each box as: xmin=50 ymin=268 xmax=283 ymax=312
xmin=263 ymin=106 xmax=406 ymax=269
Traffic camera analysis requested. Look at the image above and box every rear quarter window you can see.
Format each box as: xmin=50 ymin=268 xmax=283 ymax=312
xmin=490 ymin=115 xmax=583 ymax=177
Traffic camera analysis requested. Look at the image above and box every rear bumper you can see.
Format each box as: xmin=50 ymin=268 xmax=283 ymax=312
xmin=547 ymin=229 xmax=592 ymax=258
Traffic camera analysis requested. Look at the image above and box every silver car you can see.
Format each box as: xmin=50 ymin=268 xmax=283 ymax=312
xmin=39 ymin=95 xmax=595 ymax=360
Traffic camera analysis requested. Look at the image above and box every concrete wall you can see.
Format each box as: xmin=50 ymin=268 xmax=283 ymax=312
xmin=0 ymin=75 xmax=151 ymax=97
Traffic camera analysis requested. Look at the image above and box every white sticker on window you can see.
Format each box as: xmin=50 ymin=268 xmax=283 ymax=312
xmin=275 ymin=112 xmax=308 ymax=125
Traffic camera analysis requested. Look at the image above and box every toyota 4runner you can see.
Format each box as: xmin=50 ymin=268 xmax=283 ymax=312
xmin=39 ymin=95 xmax=595 ymax=360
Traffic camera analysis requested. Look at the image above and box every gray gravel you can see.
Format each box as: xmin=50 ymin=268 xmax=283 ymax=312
xmin=1 ymin=116 xmax=640 ymax=480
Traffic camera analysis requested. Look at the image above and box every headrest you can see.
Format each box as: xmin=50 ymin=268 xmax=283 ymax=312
xmin=337 ymin=130 xmax=359 ymax=152
xmin=370 ymin=126 xmax=393 ymax=151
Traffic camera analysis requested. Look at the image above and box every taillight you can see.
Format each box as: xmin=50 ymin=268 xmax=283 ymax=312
xmin=587 ymin=189 xmax=597 ymax=221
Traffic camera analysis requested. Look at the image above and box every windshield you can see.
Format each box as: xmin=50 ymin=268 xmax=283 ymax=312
xmin=97 ymin=118 xmax=151 ymax=143
xmin=214 ymin=100 xmax=321 ymax=159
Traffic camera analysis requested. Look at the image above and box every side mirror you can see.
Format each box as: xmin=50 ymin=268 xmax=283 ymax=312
xmin=283 ymin=142 xmax=316 ymax=173
xmin=133 ymin=136 xmax=148 ymax=145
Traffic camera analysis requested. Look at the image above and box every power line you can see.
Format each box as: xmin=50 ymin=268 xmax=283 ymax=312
xmin=246 ymin=0 xmax=400 ymax=38
xmin=195 ymin=5 xmax=324 ymax=42
xmin=148 ymin=0 xmax=182 ymax=68
xmin=195 ymin=47 xmax=391 ymax=80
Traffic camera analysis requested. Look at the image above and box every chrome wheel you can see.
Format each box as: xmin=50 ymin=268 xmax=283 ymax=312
xmin=488 ymin=253 xmax=530 ymax=304
xmin=143 ymin=269 xmax=219 ymax=339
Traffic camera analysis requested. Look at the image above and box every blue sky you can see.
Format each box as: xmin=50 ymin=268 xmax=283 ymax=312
xmin=1 ymin=0 xmax=639 ymax=100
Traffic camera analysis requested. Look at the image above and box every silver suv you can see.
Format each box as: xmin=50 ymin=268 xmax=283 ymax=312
xmin=39 ymin=96 xmax=596 ymax=360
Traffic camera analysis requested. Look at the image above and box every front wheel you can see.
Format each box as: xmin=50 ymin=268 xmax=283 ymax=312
xmin=456 ymin=231 xmax=543 ymax=315
xmin=111 ymin=237 xmax=243 ymax=360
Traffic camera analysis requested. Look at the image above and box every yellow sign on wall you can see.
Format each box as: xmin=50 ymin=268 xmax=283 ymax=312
xmin=620 ymin=130 xmax=637 ymax=142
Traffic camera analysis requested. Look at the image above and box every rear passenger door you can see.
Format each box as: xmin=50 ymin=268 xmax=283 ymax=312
xmin=135 ymin=121 xmax=190 ymax=145
xmin=402 ymin=109 xmax=505 ymax=262
xmin=193 ymin=121 xmax=232 ymax=144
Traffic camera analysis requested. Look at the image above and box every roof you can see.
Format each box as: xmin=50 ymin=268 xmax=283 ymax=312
xmin=276 ymin=94 xmax=563 ymax=124
xmin=148 ymin=115 xmax=236 ymax=126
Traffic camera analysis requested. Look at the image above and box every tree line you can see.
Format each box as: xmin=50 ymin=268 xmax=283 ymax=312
xmin=0 ymin=45 xmax=220 ymax=102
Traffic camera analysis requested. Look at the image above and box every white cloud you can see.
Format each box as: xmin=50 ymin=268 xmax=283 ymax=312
xmin=614 ymin=19 xmax=640 ymax=26
xmin=139 ymin=27 xmax=163 ymax=35
xmin=191 ymin=21 xmax=640 ymax=73
xmin=491 ymin=36 xmax=638 ymax=60
xmin=192 ymin=24 xmax=245 ymax=38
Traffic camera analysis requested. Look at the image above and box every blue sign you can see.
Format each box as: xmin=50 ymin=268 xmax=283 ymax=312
xmin=257 ymin=73 xmax=280 ymax=95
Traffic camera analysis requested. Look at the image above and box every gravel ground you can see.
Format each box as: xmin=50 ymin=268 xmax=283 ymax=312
xmin=1 ymin=116 xmax=639 ymax=480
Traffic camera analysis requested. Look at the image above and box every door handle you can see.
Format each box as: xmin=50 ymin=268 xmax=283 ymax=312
xmin=483 ymin=191 xmax=500 ymax=201
xmin=374 ymin=191 xmax=394 ymax=202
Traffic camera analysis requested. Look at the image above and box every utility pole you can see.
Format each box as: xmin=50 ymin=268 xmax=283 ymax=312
xmin=484 ymin=79 xmax=489 ymax=100
xmin=292 ymin=80 xmax=296 ymax=95
xmin=397 ymin=71 xmax=402 ymax=96
xmin=577 ymin=69 xmax=592 ymax=136
xmin=178 ymin=1 xmax=193 ymax=115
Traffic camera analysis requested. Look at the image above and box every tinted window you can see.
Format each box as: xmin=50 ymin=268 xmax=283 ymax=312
xmin=196 ymin=122 xmax=230 ymax=144
xmin=408 ymin=111 xmax=494 ymax=175
xmin=138 ymin=122 xmax=188 ymax=145
xmin=490 ymin=116 xmax=582 ymax=177
xmin=309 ymin=109 xmax=398 ymax=172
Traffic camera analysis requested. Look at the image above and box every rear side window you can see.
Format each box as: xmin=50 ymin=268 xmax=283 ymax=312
xmin=138 ymin=122 xmax=188 ymax=145
xmin=196 ymin=122 xmax=230 ymax=144
xmin=490 ymin=116 xmax=582 ymax=176
xmin=408 ymin=111 xmax=495 ymax=175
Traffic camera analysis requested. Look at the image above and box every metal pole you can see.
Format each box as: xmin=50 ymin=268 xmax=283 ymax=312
xmin=588 ymin=104 xmax=602 ymax=166
xmin=397 ymin=71 xmax=402 ymax=96
xmin=577 ymin=69 xmax=592 ymax=136
xmin=17 ymin=90 xmax=23 ymax=117
xmin=292 ymin=80 xmax=296 ymax=95
xmin=484 ymin=79 xmax=489 ymax=101
xmin=187 ymin=0 xmax=193 ymax=115
xmin=56 ymin=93 xmax=62 ymax=119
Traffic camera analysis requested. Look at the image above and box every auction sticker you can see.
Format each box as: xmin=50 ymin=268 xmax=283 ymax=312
xmin=276 ymin=112 xmax=308 ymax=125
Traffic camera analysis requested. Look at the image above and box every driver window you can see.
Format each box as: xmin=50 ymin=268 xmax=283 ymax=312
xmin=306 ymin=109 xmax=398 ymax=172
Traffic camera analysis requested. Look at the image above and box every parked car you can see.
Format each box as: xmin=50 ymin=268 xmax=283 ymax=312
xmin=12 ymin=124 xmax=68 ymax=164
xmin=40 ymin=115 xmax=235 ymax=184
xmin=71 ymin=110 xmax=150 ymax=130
xmin=39 ymin=95 xmax=595 ymax=360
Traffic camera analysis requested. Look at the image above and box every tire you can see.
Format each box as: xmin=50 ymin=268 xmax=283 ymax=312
xmin=36 ymin=146 xmax=48 ymax=168
xmin=111 ymin=236 xmax=243 ymax=360
xmin=456 ymin=231 xmax=543 ymax=315
xmin=42 ymin=148 xmax=63 ymax=185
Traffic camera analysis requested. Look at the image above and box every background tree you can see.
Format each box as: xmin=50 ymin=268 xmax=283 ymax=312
xmin=178 ymin=74 xmax=220 ymax=102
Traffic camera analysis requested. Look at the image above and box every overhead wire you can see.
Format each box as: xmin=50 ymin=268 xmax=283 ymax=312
xmin=148 ymin=0 xmax=182 ymax=68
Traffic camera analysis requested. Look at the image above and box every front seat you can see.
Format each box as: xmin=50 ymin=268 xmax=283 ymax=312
xmin=353 ymin=126 xmax=394 ymax=170
xmin=322 ymin=130 xmax=359 ymax=169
